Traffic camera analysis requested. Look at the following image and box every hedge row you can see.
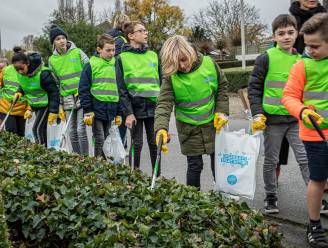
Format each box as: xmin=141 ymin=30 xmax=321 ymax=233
xmin=0 ymin=131 xmax=282 ymax=247
xmin=223 ymin=67 xmax=253 ymax=93
xmin=218 ymin=60 xmax=255 ymax=69
xmin=0 ymin=192 xmax=11 ymax=248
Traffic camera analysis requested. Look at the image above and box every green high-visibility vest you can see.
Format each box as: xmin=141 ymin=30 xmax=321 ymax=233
xmin=303 ymin=57 xmax=328 ymax=129
xmin=49 ymin=47 xmax=83 ymax=97
xmin=89 ymin=56 xmax=119 ymax=103
xmin=263 ymin=47 xmax=300 ymax=115
xmin=2 ymin=65 xmax=22 ymax=101
xmin=18 ymin=66 xmax=50 ymax=107
xmin=171 ymin=56 xmax=218 ymax=126
xmin=120 ymin=50 xmax=160 ymax=102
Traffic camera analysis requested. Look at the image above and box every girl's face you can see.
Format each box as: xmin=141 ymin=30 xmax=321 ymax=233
xmin=178 ymin=54 xmax=192 ymax=73
xmin=14 ymin=61 xmax=29 ymax=75
xmin=53 ymin=35 xmax=67 ymax=51
xmin=299 ymin=0 xmax=319 ymax=10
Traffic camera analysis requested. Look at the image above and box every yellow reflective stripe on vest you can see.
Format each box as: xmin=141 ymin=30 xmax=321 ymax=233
xmin=4 ymin=80 xmax=20 ymax=88
xmin=263 ymin=96 xmax=282 ymax=105
xmin=93 ymin=78 xmax=116 ymax=83
xmin=176 ymin=94 xmax=213 ymax=109
xmin=28 ymin=96 xmax=48 ymax=104
xmin=57 ymin=71 xmax=81 ymax=81
xmin=91 ymin=90 xmax=119 ymax=96
xmin=61 ymin=83 xmax=78 ymax=91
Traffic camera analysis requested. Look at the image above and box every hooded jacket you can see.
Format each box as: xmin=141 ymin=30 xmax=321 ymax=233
xmin=48 ymin=41 xmax=89 ymax=110
xmin=107 ymin=28 xmax=126 ymax=56
xmin=79 ymin=54 xmax=119 ymax=121
xmin=18 ymin=53 xmax=60 ymax=114
xmin=116 ymin=44 xmax=162 ymax=119
xmin=154 ymin=54 xmax=229 ymax=156
xmin=289 ymin=1 xmax=326 ymax=53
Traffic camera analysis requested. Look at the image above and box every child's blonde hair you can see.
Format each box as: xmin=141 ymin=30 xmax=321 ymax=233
xmin=113 ymin=13 xmax=130 ymax=30
xmin=160 ymin=35 xmax=197 ymax=77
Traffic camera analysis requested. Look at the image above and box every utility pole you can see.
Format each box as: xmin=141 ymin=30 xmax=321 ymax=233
xmin=0 ymin=29 xmax=2 ymax=57
xmin=240 ymin=0 xmax=246 ymax=70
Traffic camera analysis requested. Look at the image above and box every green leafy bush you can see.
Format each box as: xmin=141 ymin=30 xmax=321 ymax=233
xmin=0 ymin=192 xmax=11 ymax=248
xmin=0 ymin=132 xmax=282 ymax=247
xmin=224 ymin=67 xmax=253 ymax=93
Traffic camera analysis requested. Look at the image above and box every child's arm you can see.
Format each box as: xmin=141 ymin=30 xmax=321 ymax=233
xmin=247 ymin=53 xmax=268 ymax=116
xmin=154 ymin=77 xmax=175 ymax=133
xmin=213 ymin=61 xmax=229 ymax=115
xmin=80 ymin=50 xmax=89 ymax=65
xmin=282 ymin=60 xmax=306 ymax=120
xmin=40 ymin=71 xmax=60 ymax=114
xmin=116 ymin=56 xmax=134 ymax=117
xmin=78 ymin=63 xmax=93 ymax=114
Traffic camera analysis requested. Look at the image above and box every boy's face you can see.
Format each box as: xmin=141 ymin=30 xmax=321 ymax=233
xmin=53 ymin=35 xmax=67 ymax=51
xmin=128 ymin=24 xmax=148 ymax=45
xmin=273 ymin=25 xmax=298 ymax=51
xmin=14 ymin=62 xmax=29 ymax=75
xmin=304 ymin=32 xmax=328 ymax=60
xmin=299 ymin=0 xmax=319 ymax=10
xmin=97 ymin=43 xmax=115 ymax=60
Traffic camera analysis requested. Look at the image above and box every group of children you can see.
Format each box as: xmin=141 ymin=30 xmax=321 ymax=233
xmin=0 ymin=9 xmax=328 ymax=248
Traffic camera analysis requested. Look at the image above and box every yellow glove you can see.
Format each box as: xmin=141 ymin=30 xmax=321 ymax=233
xmin=13 ymin=92 xmax=23 ymax=102
xmin=74 ymin=92 xmax=79 ymax=97
xmin=24 ymin=110 xmax=33 ymax=120
xmin=156 ymin=129 xmax=169 ymax=154
xmin=213 ymin=112 xmax=228 ymax=133
xmin=251 ymin=114 xmax=267 ymax=134
xmin=115 ymin=116 xmax=122 ymax=126
xmin=302 ymin=109 xmax=324 ymax=127
xmin=48 ymin=113 xmax=58 ymax=125
xmin=59 ymin=106 xmax=66 ymax=121
xmin=84 ymin=112 xmax=95 ymax=126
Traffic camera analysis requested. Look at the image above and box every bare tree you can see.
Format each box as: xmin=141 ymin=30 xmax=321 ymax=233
xmin=193 ymin=0 xmax=267 ymax=48
xmin=114 ymin=0 xmax=122 ymax=13
xmin=87 ymin=0 xmax=95 ymax=24
xmin=76 ymin=0 xmax=85 ymax=21
xmin=22 ymin=35 xmax=35 ymax=51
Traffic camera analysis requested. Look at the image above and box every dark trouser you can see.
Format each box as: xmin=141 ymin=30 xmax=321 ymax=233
xmin=0 ymin=113 xmax=26 ymax=137
xmin=119 ymin=115 xmax=127 ymax=148
xmin=92 ymin=118 xmax=111 ymax=158
xmin=32 ymin=107 xmax=48 ymax=146
xmin=278 ymin=136 xmax=289 ymax=165
xmin=186 ymin=153 xmax=215 ymax=190
xmin=131 ymin=117 xmax=159 ymax=175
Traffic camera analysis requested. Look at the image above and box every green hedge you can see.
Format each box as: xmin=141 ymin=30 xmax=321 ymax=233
xmin=0 ymin=192 xmax=11 ymax=248
xmin=0 ymin=131 xmax=282 ymax=247
xmin=224 ymin=67 xmax=253 ymax=93
xmin=218 ymin=60 xmax=255 ymax=69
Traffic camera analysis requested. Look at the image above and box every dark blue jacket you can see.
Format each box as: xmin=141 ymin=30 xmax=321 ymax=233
xmin=107 ymin=28 xmax=126 ymax=56
xmin=78 ymin=55 xmax=119 ymax=121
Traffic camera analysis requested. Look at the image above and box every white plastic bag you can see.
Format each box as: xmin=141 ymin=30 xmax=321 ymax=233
xmin=47 ymin=120 xmax=66 ymax=151
xmin=103 ymin=125 xmax=125 ymax=165
xmin=214 ymin=128 xmax=261 ymax=199
xmin=25 ymin=114 xmax=35 ymax=142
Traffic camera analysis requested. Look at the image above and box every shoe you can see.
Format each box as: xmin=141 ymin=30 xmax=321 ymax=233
xmin=321 ymin=200 xmax=328 ymax=214
xmin=264 ymin=197 xmax=279 ymax=214
xmin=307 ymin=224 xmax=328 ymax=248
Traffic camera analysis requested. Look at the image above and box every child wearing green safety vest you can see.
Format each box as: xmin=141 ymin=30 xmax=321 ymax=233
xmin=48 ymin=25 xmax=89 ymax=156
xmin=248 ymin=14 xmax=309 ymax=214
xmin=12 ymin=47 xmax=60 ymax=146
xmin=116 ymin=21 xmax=161 ymax=174
xmin=154 ymin=35 xmax=229 ymax=190
xmin=79 ymin=34 xmax=122 ymax=158
xmin=283 ymin=13 xmax=328 ymax=247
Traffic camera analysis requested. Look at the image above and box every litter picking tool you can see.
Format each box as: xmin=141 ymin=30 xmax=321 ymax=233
xmin=59 ymin=97 xmax=77 ymax=149
xmin=309 ymin=115 xmax=328 ymax=147
xmin=0 ymin=97 xmax=18 ymax=131
xmin=238 ymin=88 xmax=252 ymax=121
xmin=150 ymin=134 xmax=163 ymax=190
xmin=129 ymin=122 xmax=136 ymax=171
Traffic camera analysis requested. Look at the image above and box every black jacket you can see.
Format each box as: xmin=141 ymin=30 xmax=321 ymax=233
xmin=107 ymin=28 xmax=126 ymax=56
xmin=116 ymin=44 xmax=162 ymax=119
xmin=247 ymin=52 xmax=297 ymax=125
xmin=289 ymin=1 xmax=326 ymax=53
xmin=78 ymin=54 xmax=119 ymax=121
xmin=18 ymin=53 xmax=60 ymax=114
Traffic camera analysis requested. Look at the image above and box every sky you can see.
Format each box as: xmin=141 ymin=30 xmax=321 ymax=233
xmin=0 ymin=0 xmax=291 ymax=50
